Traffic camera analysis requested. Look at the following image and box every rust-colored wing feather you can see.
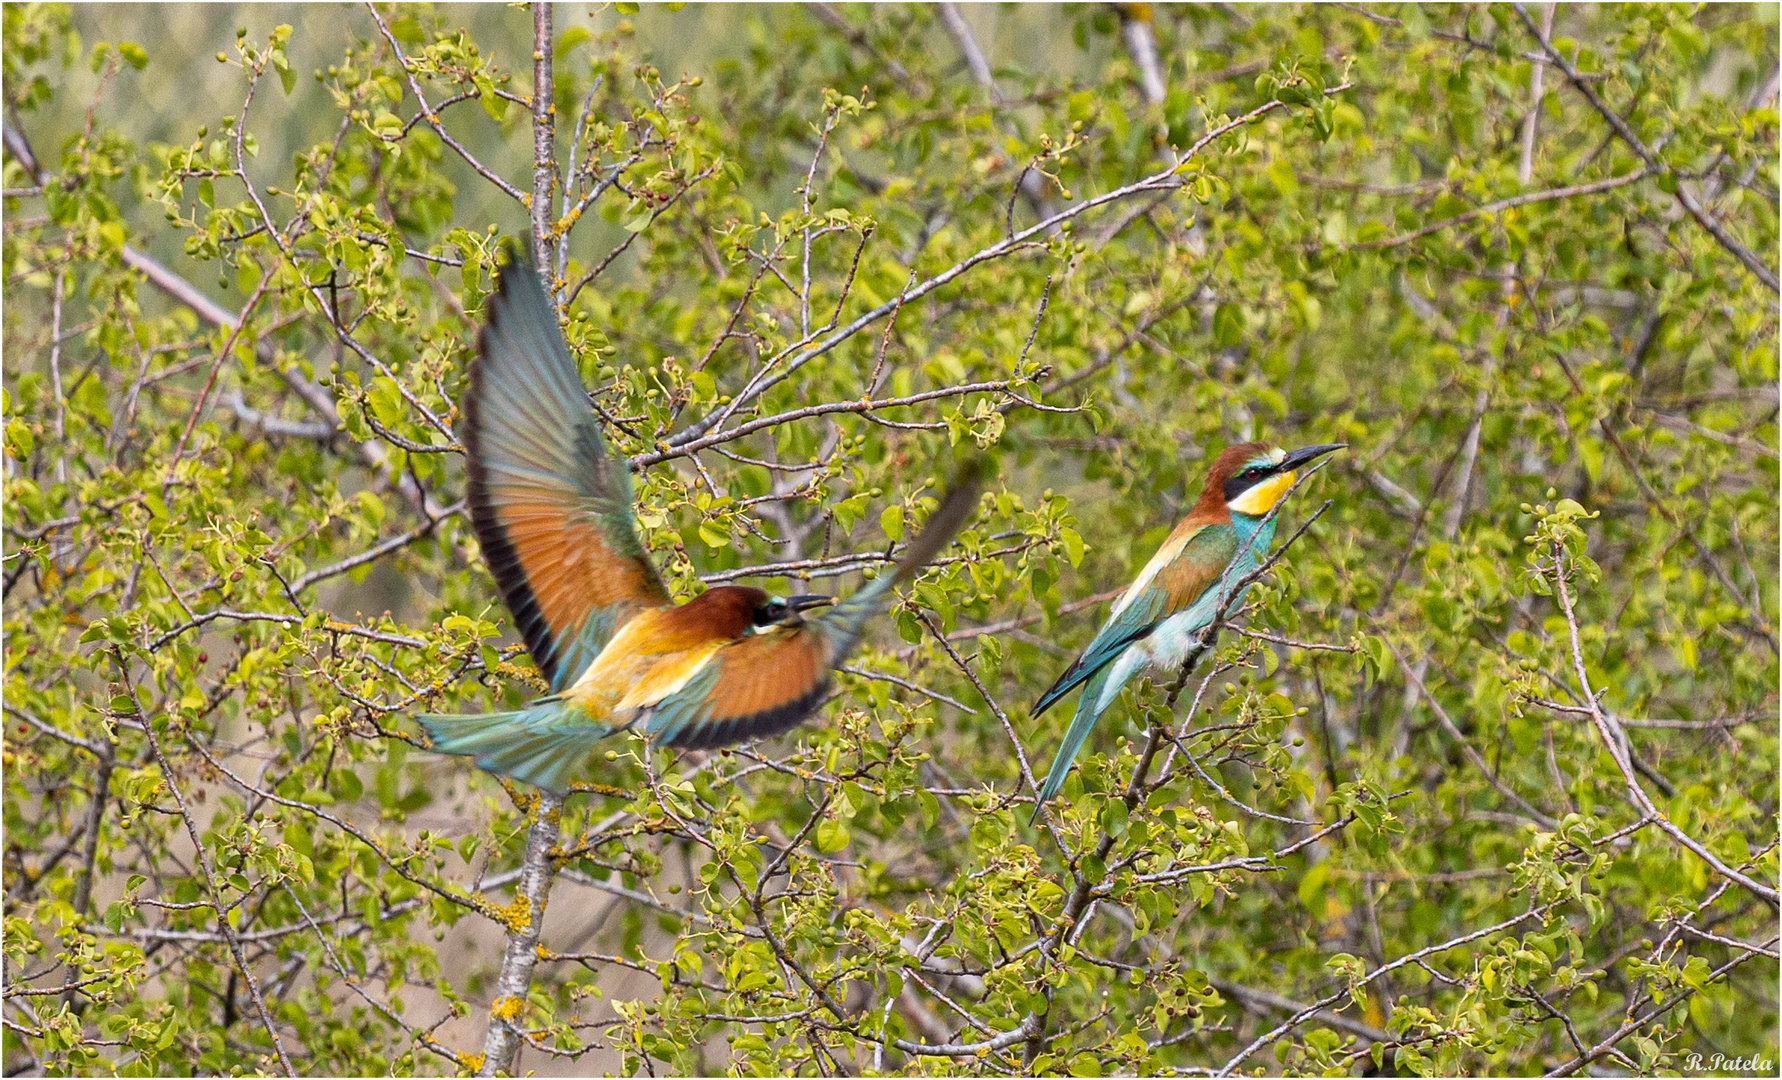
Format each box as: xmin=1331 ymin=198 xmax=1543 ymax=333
xmin=640 ymin=462 xmax=985 ymax=750
xmin=465 ymin=261 xmax=671 ymax=691
xmin=644 ymin=628 xmax=836 ymax=750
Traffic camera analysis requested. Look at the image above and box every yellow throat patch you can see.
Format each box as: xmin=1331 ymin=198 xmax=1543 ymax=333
xmin=1228 ymin=470 xmax=1297 ymax=517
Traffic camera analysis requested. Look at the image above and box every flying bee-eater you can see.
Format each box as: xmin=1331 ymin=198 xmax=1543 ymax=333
xmin=1029 ymin=441 xmax=1344 ymax=818
xmin=418 ymin=260 xmax=982 ymax=793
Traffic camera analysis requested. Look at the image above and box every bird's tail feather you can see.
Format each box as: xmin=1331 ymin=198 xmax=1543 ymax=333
xmin=417 ymin=702 xmax=615 ymax=794
xmin=1031 ymin=665 xmax=1115 ymax=823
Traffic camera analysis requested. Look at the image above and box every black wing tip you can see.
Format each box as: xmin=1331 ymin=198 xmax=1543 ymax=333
xmin=1031 ymin=666 xmax=1077 ymax=718
xmin=464 ymin=497 xmax=561 ymax=685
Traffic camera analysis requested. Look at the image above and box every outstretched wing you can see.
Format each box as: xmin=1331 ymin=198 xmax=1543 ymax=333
xmin=1032 ymin=518 xmax=1238 ymax=717
xmin=643 ymin=628 xmax=837 ymax=750
xmin=465 ymin=260 xmax=671 ymax=692
xmin=642 ymin=461 xmax=984 ymax=750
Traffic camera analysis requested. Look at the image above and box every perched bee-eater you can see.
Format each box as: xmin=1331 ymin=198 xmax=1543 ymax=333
xmin=419 ymin=260 xmax=980 ymax=793
xmin=1029 ymin=441 xmax=1344 ymax=817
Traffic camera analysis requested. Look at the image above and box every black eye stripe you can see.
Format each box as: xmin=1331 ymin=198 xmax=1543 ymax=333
xmin=1223 ymin=462 xmax=1280 ymax=503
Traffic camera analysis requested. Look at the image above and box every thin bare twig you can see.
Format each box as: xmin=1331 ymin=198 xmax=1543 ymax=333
xmin=667 ymin=84 xmax=1351 ymax=451
xmin=1387 ymin=639 xmax=1559 ymax=830
xmin=1518 ymin=3 xmax=1557 ymax=184
xmin=1546 ymin=544 xmax=1778 ymax=907
xmin=1513 ymin=2 xmax=1779 ymax=292
xmin=1354 ymin=169 xmax=1649 ymax=251
xmin=130 ymin=667 xmax=297 ymax=1076
xmin=366 ymin=3 xmax=528 ymax=205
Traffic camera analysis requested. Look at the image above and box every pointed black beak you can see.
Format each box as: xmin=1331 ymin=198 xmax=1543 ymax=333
xmin=1281 ymin=443 xmax=1347 ymax=472
xmin=784 ymin=594 xmax=835 ymax=613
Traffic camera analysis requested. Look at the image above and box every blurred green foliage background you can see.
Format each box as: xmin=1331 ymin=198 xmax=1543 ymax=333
xmin=4 ymin=3 xmax=1776 ymax=1076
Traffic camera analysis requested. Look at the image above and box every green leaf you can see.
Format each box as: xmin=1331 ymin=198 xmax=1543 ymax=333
xmin=916 ymin=788 xmax=939 ymax=829
xmin=1059 ymin=527 xmax=1085 ymax=567
xmin=1266 ymin=158 xmax=1297 ymax=196
xmin=1297 ymin=861 xmax=1329 ymax=910
xmin=1212 ymin=303 xmax=1243 ymax=347
xmin=556 ymin=26 xmax=591 ymax=58
xmin=475 ymin=73 xmax=508 ymax=121
xmin=367 ymin=377 xmax=404 ymax=427
xmin=814 ymin=817 xmax=849 ymax=853
xmin=330 ymin=769 xmax=363 ymax=802
xmin=1100 ymin=798 xmax=1129 ymax=838
xmin=1430 ymin=194 xmax=1470 ymax=220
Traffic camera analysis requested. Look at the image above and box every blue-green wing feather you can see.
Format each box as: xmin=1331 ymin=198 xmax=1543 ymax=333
xmin=417 ymin=700 xmax=618 ymax=794
xmin=1033 ymin=525 xmax=1238 ymax=718
xmin=640 ymin=661 xmax=726 ymax=746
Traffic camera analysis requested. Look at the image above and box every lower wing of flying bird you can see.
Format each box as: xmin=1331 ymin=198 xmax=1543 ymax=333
xmin=642 ymin=463 xmax=982 ymax=751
